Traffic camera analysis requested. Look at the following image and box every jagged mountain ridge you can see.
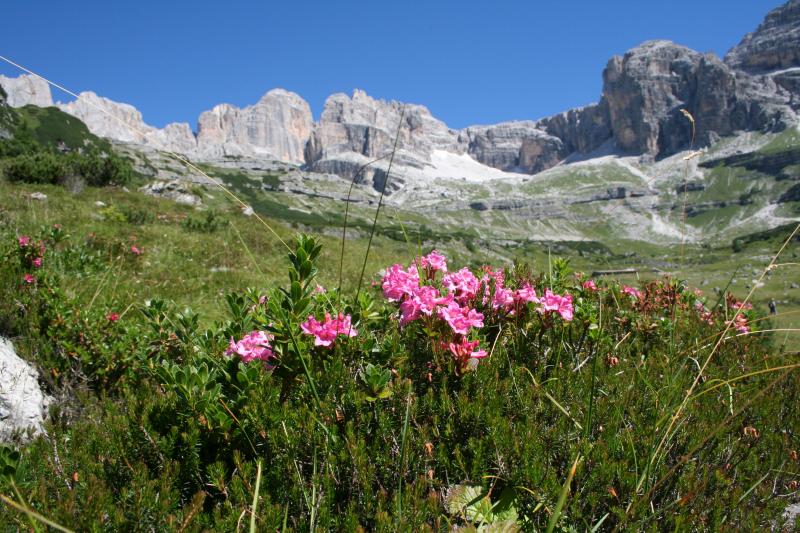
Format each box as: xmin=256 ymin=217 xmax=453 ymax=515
xmin=1 ymin=1 xmax=799 ymax=190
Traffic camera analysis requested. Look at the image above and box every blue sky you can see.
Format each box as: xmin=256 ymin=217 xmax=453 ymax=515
xmin=0 ymin=1 xmax=784 ymax=130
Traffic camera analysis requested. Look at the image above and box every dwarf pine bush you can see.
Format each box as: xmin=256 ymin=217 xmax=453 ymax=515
xmin=0 ymin=227 xmax=797 ymax=531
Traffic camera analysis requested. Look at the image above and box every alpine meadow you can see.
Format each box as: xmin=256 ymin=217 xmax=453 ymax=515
xmin=0 ymin=1 xmax=799 ymax=531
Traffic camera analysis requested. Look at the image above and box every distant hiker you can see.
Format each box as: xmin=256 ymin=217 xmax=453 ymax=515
xmin=768 ymin=299 xmax=777 ymax=315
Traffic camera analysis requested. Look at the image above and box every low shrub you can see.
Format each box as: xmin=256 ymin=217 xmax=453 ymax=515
xmin=0 ymin=229 xmax=796 ymax=531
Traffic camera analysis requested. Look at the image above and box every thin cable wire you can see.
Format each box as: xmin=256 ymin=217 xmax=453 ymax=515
xmin=0 ymin=55 xmax=290 ymax=251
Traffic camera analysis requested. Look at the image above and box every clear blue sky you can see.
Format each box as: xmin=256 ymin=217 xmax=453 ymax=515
xmin=0 ymin=1 xmax=784 ymax=130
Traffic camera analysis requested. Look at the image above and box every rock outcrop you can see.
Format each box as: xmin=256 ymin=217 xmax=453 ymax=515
xmin=305 ymin=90 xmax=465 ymax=177
xmin=0 ymin=73 xmax=53 ymax=108
xmin=195 ymin=89 xmax=312 ymax=164
xmin=305 ymin=90 xmax=464 ymax=185
xmin=725 ymin=0 xmax=800 ymax=75
xmin=58 ymin=92 xmax=197 ymax=153
xmin=0 ymin=337 xmax=51 ymax=444
xmin=464 ymin=122 xmax=566 ymax=174
xmin=602 ymin=40 xmax=796 ymax=156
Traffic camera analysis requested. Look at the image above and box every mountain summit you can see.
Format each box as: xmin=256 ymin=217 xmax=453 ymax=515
xmin=1 ymin=1 xmax=798 ymax=183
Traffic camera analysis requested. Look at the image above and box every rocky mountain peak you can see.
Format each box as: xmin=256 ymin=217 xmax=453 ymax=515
xmin=195 ymin=88 xmax=312 ymax=163
xmin=725 ymin=0 xmax=800 ymax=74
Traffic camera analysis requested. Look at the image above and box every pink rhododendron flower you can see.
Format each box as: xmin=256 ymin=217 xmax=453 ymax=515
xmin=582 ymin=280 xmax=598 ymax=292
xmin=729 ymin=314 xmax=750 ymax=334
xmin=301 ymin=313 xmax=357 ymax=347
xmin=313 ymin=284 xmax=326 ymax=294
xmin=23 ymin=273 xmax=35 ymax=284
xmin=417 ymin=250 xmax=448 ymax=276
xmin=18 ymin=235 xmax=31 ymax=247
xmin=515 ymin=283 xmax=539 ymax=304
xmin=491 ymin=287 xmax=515 ymax=311
xmin=225 ymin=330 xmax=275 ymax=365
xmin=399 ymin=285 xmax=448 ymax=325
xmin=622 ymin=285 xmax=642 ymax=299
xmin=539 ymin=289 xmax=574 ymax=321
xmin=106 ymin=312 xmax=120 ymax=322
xmin=442 ymin=268 xmax=480 ymax=304
xmin=448 ymin=338 xmax=488 ymax=363
xmin=130 ymin=245 xmax=143 ymax=256
xmin=731 ymin=300 xmax=752 ymax=311
xmin=399 ymin=298 xmax=422 ymax=326
xmin=438 ymin=302 xmax=484 ymax=335
xmin=695 ymin=301 xmax=714 ymax=325
xmin=381 ymin=264 xmax=420 ymax=302
xmin=480 ymin=267 xmax=506 ymax=305
xmin=32 ymin=257 xmax=43 ymax=268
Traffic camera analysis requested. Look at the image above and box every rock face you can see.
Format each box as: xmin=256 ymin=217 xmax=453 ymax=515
xmin=537 ymin=102 xmax=612 ymax=155
xmin=725 ymin=0 xmax=800 ymax=74
xmin=0 ymin=337 xmax=51 ymax=444
xmin=602 ymin=40 xmax=797 ymax=156
xmin=0 ymin=74 xmax=53 ymax=108
xmin=58 ymin=92 xmax=196 ymax=153
xmin=305 ymin=90 xmax=463 ymax=184
xmin=196 ymin=89 xmax=312 ymax=164
xmin=464 ymin=122 xmax=566 ymax=174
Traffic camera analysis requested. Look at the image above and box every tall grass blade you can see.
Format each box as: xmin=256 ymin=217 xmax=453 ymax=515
xmin=249 ymin=460 xmax=263 ymax=533
xmin=546 ymin=454 xmax=581 ymax=533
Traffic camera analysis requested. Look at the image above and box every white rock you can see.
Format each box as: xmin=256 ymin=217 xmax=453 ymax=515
xmin=195 ymin=89 xmax=312 ymax=164
xmin=29 ymin=192 xmax=47 ymax=201
xmin=0 ymin=337 xmax=51 ymax=443
xmin=58 ymin=92 xmax=196 ymax=153
xmin=0 ymin=74 xmax=53 ymax=108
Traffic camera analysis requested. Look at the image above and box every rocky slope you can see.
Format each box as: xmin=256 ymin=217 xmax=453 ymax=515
xmin=0 ymin=1 xmax=798 ymax=188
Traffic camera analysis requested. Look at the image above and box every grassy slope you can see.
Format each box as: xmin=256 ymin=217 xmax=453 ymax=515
xmin=1 ymin=172 xmax=796 ymax=347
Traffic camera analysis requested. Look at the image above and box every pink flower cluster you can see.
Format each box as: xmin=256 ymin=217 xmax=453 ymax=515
xmin=622 ymin=285 xmax=643 ymax=299
xmin=447 ymin=338 xmax=487 ymax=368
xmin=539 ymin=289 xmax=574 ymax=321
xmin=18 ymin=235 xmax=46 ymax=285
xmin=694 ymin=301 xmax=715 ymax=326
xmin=416 ymin=249 xmax=448 ymax=279
xmin=301 ymin=313 xmax=357 ymax=348
xmin=226 ymin=330 xmax=276 ymax=366
xmin=381 ymin=251 xmax=575 ymax=372
xmin=18 ymin=235 xmax=45 ymax=269
xmin=728 ymin=314 xmax=750 ymax=334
